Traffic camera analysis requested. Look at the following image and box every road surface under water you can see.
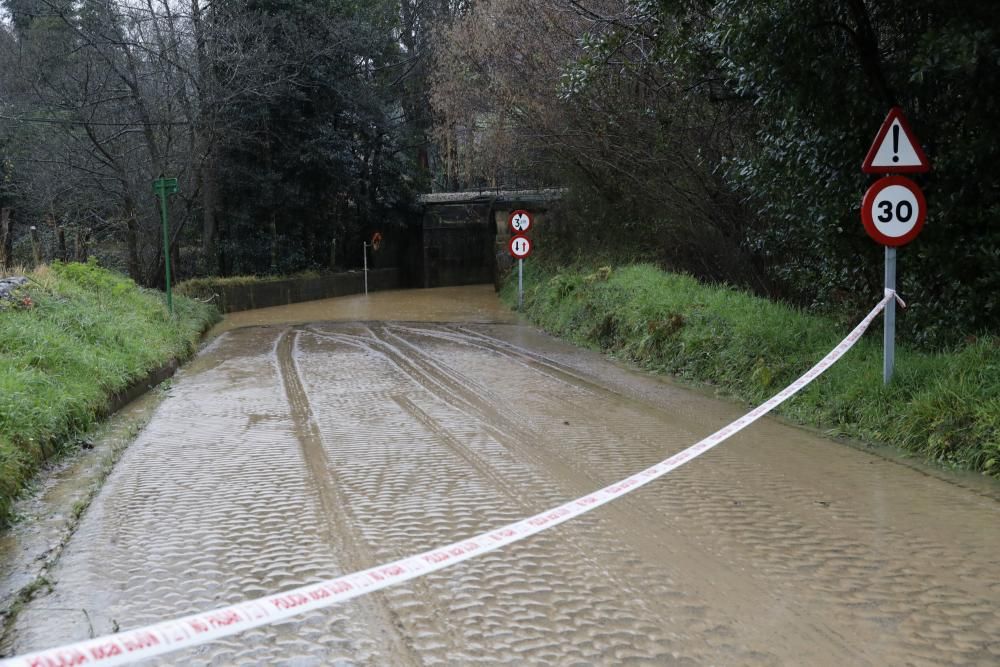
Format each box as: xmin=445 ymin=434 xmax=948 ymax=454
xmin=4 ymin=286 xmax=999 ymax=665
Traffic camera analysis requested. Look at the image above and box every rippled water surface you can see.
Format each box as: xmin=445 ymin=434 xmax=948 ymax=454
xmin=5 ymin=286 xmax=999 ymax=665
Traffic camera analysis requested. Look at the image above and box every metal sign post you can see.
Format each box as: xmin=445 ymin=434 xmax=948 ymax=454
xmin=860 ymin=107 xmax=930 ymax=385
xmin=363 ymin=242 xmax=370 ymax=295
xmin=152 ymin=176 xmax=179 ymax=315
xmin=362 ymin=233 xmax=382 ymax=296
xmin=884 ymin=247 xmax=896 ymax=383
xmin=508 ymin=233 xmax=532 ymax=311
xmin=507 ymin=211 xmax=535 ymax=312
xmin=860 ymin=176 xmax=926 ymax=384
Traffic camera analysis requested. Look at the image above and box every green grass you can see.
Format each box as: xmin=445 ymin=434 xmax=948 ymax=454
xmin=503 ymin=262 xmax=999 ymax=477
xmin=0 ymin=260 xmax=220 ymax=525
xmin=175 ymin=270 xmax=323 ymax=300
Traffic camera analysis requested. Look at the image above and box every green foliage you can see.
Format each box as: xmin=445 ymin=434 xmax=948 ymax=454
xmin=214 ymin=0 xmax=417 ymax=277
xmin=50 ymin=257 xmax=134 ymax=296
xmin=506 ymin=261 xmax=999 ymax=477
xmin=471 ymin=1 xmax=1000 ymax=348
xmin=707 ymin=0 xmax=1000 ymax=346
xmin=175 ymin=270 xmax=322 ymax=297
xmin=0 ymin=261 xmax=219 ymax=526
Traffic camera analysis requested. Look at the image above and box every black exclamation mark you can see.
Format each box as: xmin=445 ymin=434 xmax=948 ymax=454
xmin=892 ymin=123 xmax=900 ymax=163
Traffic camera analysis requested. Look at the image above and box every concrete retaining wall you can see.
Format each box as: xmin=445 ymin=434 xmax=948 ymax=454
xmin=208 ymin=268 xmax=400 ymax=313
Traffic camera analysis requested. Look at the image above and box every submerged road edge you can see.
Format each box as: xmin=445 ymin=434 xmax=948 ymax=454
xmin=0 ymin=293 xmax=895 ymax=667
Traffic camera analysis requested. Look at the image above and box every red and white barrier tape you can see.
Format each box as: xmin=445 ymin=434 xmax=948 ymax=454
xmin=1 ymin=293 xmax=894 ymax=667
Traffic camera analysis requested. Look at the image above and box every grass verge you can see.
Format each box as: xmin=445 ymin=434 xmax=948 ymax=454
xmin=503 ymin=261 xmax=999 ymax=477
xmin=0 ymin=260 xmax=220 ymax=526
xmin=175 ymin=270 xmax=323 ymax=300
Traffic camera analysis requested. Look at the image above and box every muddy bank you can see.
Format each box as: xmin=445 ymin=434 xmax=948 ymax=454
xmin=208 ymin=284 xmax=517 ymax=336
xmin=180 ymin=268 xmax=401 ymax=313
xmin=0 ymin=391 xmax=164 ymax=636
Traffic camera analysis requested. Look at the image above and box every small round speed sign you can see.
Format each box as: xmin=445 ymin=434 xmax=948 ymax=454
xmin=861 ymin=176 xmax=926 ymax=246
xmin=509 ymin=234 xmax=532 ymax=259
xmin=508 ymin=210 xmax=533 ymax=234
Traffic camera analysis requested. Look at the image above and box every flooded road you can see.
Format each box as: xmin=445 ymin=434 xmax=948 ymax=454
xmin=4 ymin=286 xmax=999 ymax=665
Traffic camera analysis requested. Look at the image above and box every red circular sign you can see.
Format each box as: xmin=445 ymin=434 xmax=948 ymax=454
xmin=860 ymin=176 xmax=926 ymax=247
xmin=508 ymin=234 xmax=532 ymax=259
xmin=508 ymin=210 xmax=533 ymax=234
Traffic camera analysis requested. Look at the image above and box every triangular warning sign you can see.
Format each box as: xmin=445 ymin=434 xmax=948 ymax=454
xmin=862 ymin=107 xmax=930 ymax=174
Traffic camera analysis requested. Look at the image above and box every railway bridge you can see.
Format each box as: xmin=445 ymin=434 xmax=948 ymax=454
xmin=416 ymin=188 xmax=562 ymax=288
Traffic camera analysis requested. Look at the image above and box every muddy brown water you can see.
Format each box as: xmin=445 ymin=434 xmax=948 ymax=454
xmin=3 ymin=286 xmax=999 ymax=665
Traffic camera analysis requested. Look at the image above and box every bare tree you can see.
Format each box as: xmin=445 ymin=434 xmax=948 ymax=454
xmin=0 ymin=0 xmax=288 ymax=283
xmin=431 ymin=0 xmax=765 ymax=287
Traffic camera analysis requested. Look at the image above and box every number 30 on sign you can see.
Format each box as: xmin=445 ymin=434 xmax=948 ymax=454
xmin=861 ymin=175 xmax=926 ymax=247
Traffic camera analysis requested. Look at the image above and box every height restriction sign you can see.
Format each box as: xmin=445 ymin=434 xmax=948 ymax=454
xmin=509 ymin=210 xmax=533 ymax=234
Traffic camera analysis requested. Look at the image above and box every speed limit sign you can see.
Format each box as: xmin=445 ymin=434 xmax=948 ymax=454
xmin=861 ymin=176 xmax=926 ymax=247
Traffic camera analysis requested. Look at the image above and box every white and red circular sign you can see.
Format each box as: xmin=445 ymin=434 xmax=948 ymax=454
xmin=508 ymin=210 xmax=533 ymax=234
xmin=861 ymin=176 xmax=926 ymax=247
xmin=509 ymin=234 xmax=532 ymax=259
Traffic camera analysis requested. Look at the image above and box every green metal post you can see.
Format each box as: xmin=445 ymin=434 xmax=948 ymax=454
xmin=159 ymin=189 xmax=172 ymax=314
xmin=153 ymin=176 xmax=179 ymax=315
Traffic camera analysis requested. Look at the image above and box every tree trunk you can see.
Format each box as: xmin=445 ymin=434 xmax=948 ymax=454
xmin=270 ymin=213 xmax=278 ymax=272
xmin=190 ymin=0 xmax=221 ymax=275
xmin=845 ymin=0 xmax=896 ymax=106
xmin=0 ymin=209 xmax=13 ymax=270
xmin=74 ymin=229 xmax=89 ymax=263
xmin=172 ymin=235 xmax=181 ymax=283
xmin=125 ymin=209 xmax=141 ymax=281
xmin=57 ymin=228 xmax=68 ymax=262
xmin=200 ymin=154 xmax=220 ymax=274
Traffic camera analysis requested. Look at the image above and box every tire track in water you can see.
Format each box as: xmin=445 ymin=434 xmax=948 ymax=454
xmin=303 ymin=326 xmax=757 ymax=661
xmin=391 ymin=394 xmax=534 ymax=510
xmin=307 ymin=325 xmax=595 ymax=493
xmin=394 ymin=323 xmax=709 ymax=466
xmin=10 ymin=292 xmax=996 ymax=665
xmin=275 ymin=329 xmax=422 ymax=666
xmin=307 ymin=323 xmax=869 ymax=663
xmin=406 ymin=323 xmax=652 ymax=407
xmin=283 ymin=329 xmax=484 ymax=661
xmin=389 ymin=390 xmax=696 ymax=621
xmin=374 ymin=326 xmax=886 ymax=659
xmin=409 ymin=324 xmax=1000 ymax=663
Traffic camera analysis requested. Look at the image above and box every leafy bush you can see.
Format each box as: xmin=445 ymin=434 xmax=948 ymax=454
xmin=707 ymin=1 xmax=1000 ymax=347
xmin=438 ymin=1 xmax=1000 ymax=348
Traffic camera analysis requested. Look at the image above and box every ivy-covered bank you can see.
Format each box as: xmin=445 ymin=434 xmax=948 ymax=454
xmin=0 ymin=261 xmax=220 ymax=526
xmin=502 ymin=262 xmax=999 ymax=478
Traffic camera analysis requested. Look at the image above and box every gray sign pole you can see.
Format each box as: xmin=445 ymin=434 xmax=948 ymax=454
xmin=884 ymin=246 xmax=896 ymax=384
xmin=363 ymin=242 xmax=369 ymax=295
xmin=518 ymin=258 xmax=524 ymax=311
